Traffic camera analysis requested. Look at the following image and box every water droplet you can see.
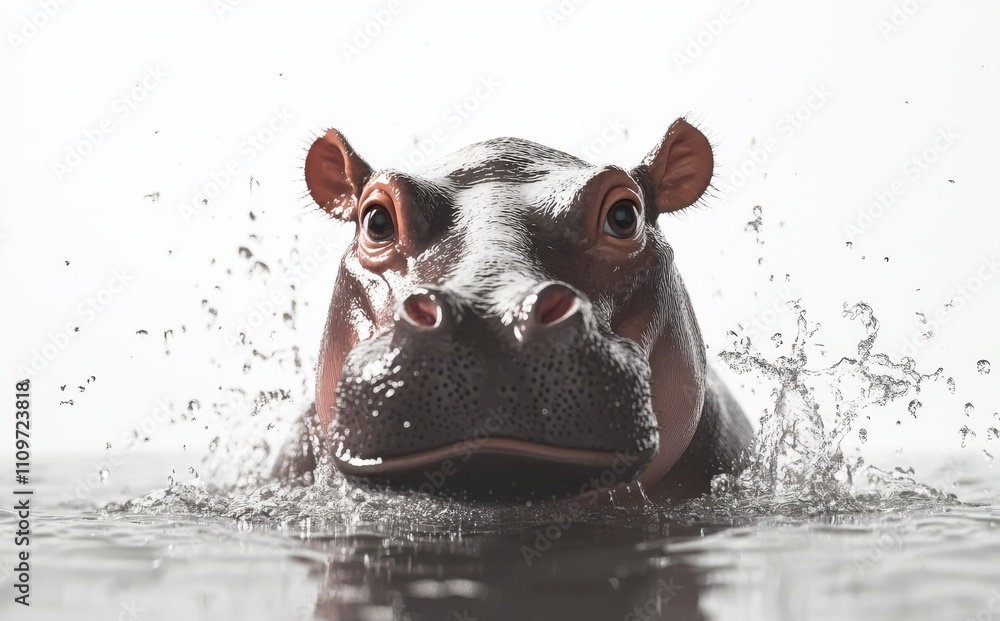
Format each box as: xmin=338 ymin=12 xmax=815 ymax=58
xmin=541 ymin=408 xmax=549 ymax=415
xmin=965 ymin=402 xmax=975 ymax=416
xmin=371 ymin=410 xmax=379 ymax=417
xmin=884 ymin=257 xmax=889 ymax=262
xmin=987 ymin=427 xmax=1000 ymax=441
xmin=99 ymin=469 xmax=110 ymax=482
xmin=771 ymin=333 xmax=783 ymax=347
xmin=947 ymin=377 xmax=956 ymax=393
xmin=959 ymin=425 xmax=976 ymax=447
xmin=859 ymin=428 xmax=868 ymax=443
xmin=402 ymin=420 xmax=410 ymax=428
xmin=896 ymin=420 xmax=901 ymax=426
xmin=908 ymin=399 xmax=922 ymax=418
xmin=977 ymin=359 xmax=991 ymax=375
xmin=711 ymin=473 xmax=735 ymax=495
xmin=846 ymin=241 xmax=853 ymax=249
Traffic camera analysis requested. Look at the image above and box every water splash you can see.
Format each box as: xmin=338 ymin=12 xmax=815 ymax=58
xmin=713 ymin=302 xmax=950 ymax=513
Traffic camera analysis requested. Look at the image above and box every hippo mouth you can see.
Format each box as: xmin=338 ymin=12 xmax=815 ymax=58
xmin=334 ymin=438 xmax=656 ymax=500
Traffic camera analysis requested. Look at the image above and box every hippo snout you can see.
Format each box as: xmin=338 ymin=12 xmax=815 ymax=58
xmin=330 ymin=282 xmax=659 ymax=499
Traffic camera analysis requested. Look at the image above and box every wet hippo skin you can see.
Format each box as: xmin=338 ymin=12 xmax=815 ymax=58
xmin=273 ymin=118 xmax=753 ymax=502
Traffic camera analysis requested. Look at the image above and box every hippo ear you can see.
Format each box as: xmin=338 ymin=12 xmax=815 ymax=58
xmin=304 ymin=129 xmax=373 ymax=220
xmin=635 ymin=118 xmax=714 ymax=214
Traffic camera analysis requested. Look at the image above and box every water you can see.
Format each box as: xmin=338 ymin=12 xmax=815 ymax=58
xmin=2 ymin=452 xmax=998 ymax=621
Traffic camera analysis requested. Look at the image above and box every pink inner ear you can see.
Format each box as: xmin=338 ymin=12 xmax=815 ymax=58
xmin=304 ymin=129 xmax=371 ymax=220
xmin=644 ymin=119 xmax=714 ymax=213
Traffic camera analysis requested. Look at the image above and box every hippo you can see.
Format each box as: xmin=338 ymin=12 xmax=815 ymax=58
xmin=273 ymin=118 xmax=752 ymax=502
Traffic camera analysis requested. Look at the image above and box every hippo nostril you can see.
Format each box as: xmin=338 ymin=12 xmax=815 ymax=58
xmin=514 ymin=283 xmax=586 ymax=342
xmin=533 ymin=283 xmax=580 ymax=326
xmin=525 ymin=282 xmax=580 ymax=327
xmin=401 ymin=294 xmax=441 ymax=328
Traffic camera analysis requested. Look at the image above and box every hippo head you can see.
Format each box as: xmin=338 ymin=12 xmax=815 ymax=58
xmin=305 ymin=119 xmax=713 ymax=500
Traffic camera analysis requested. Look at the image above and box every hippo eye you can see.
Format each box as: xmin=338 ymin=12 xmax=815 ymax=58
xmin=362 ymin=205 xmax=395 ymax=242
xmin=603 ymin=200 xmax=639 ymax=238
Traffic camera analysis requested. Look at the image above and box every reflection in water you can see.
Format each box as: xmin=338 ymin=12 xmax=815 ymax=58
xmin=306 ymin=526 xmax=711 ymax=620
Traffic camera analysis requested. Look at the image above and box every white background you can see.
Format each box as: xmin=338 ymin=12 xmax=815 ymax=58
xmin=1 ymin=1 xmax=998 ymax=480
